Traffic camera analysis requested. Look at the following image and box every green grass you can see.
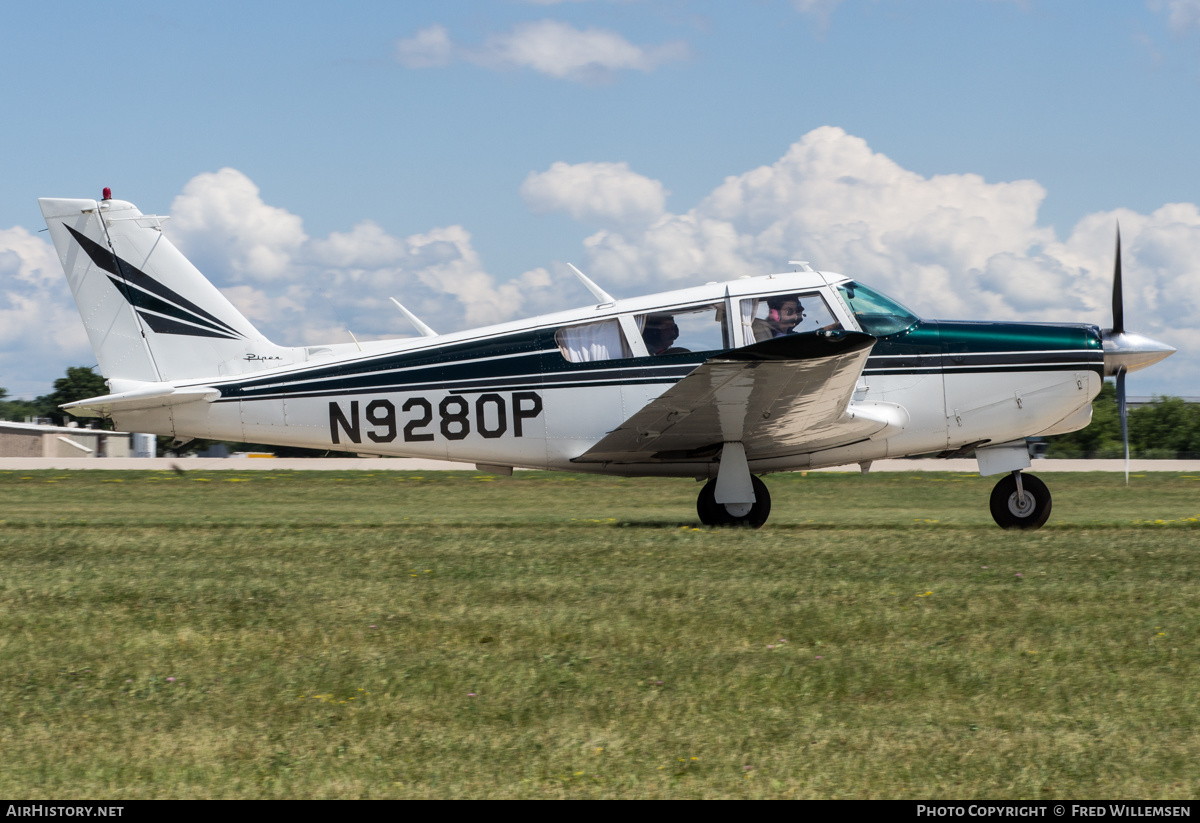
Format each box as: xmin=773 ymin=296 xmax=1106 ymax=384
xmin=1 ymin=468 xmax=1199 ymax=798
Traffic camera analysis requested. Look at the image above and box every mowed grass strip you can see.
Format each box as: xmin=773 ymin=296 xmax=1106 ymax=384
xmin=1 ymin=469 xmax=1198 ymax=799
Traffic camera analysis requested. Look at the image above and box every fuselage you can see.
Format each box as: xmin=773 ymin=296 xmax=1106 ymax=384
xmin=106 ymin=269 xmax=1104 ymax=475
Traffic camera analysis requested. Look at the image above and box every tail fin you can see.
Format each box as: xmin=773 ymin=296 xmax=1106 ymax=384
xmin=40 ymin=194 xmax=299 ymax=382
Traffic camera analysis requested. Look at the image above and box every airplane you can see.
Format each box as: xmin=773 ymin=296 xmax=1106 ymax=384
xmin=38 ymin=189 xmax=1176 ymax=529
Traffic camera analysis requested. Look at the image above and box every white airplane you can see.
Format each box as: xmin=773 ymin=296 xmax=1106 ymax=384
xmin=39 ymin=190 xmax=1175 ymax=529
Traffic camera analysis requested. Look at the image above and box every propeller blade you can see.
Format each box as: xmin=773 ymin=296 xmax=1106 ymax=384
xmin=1116 ymin=366 xmax=1128 ymax=485
xmin=1100 ymin=221 xmax=1174 ymax=376
xmin=1112 ymin=223 xmax=1124 ymax=335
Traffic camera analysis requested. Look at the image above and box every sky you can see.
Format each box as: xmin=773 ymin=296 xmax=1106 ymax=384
xmin=2 ymin=0 xmax=1199 ymax=400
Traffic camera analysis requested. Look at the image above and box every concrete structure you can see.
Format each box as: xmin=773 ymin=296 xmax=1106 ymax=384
xmin=0 ymin=421 xmax=142 ymax=459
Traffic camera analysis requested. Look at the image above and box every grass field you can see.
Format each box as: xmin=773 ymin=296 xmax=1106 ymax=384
xmin=1 ymin=468 xmax=1198 ymax=799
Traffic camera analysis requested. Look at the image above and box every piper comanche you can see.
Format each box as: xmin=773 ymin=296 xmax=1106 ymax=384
xmin=39 ymin=190 xmax=1175 ymax=529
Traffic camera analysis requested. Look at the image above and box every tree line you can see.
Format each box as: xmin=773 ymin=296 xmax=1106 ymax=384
xmin=0 ymin=367 xmax=111 ymax=428
xmin=1041 ymin=381 xmax=1200 ymax=459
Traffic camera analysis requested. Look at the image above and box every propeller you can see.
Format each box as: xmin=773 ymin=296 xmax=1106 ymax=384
xmin=1100 ymin=223 xmax=1175 ymax=482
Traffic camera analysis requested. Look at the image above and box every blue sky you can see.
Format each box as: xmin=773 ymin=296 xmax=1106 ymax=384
xmin=3 ymin=0 xmax=1199 ymax=399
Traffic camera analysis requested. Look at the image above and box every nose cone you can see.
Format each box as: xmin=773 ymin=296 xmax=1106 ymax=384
xmin=1102 ymin=329 xmax=1176 ymax=376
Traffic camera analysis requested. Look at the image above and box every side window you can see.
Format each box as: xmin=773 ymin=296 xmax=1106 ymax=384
xmin=637 ymin=303 xmax=730 ymax=356
xmin=555 ymin=319 xmax=632 ymax=363
xmin=741 ymin=292 xmax=842 ymax=343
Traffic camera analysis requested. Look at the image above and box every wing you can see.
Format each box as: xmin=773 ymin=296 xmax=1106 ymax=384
xmin=573 ymin=330 xmax=905 ymax=465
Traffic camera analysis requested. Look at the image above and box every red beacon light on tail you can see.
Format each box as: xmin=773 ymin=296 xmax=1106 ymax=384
xmin=102 ymin=187 xmax=112 ymax=201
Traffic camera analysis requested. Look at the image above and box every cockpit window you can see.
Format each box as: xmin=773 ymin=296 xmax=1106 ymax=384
xmin=837 ymin=281 xmax=919 ymax=337
xmin=740 ymin=292 xmax=842 ymax=343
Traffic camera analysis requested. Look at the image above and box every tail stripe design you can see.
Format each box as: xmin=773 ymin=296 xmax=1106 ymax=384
xmin=136 ymin=310 xmax=242 ymax=340
xmin=65 ymin=224 xmax=244 ymax=340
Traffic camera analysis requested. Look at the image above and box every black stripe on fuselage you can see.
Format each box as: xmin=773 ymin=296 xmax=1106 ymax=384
xmin=214 ymin=362 xmax=697 ymax=403
xmin=220 ymin=324 xmax=708 ymax=401
xmin=864 ymin=349 xmax=1103 ymax=376
xmin=211 ymin=325 xmax=1104 ymax=403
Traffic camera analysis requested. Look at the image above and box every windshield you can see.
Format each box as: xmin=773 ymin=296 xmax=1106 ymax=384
xmin=837 ymin=281 xmax=919 ymax=337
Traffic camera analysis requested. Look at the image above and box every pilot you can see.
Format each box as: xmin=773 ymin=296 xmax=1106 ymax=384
xmin=752 ymin=295 xmax=804 ymax=342
xmin=642 ymin=314 xmax=690 ymax=355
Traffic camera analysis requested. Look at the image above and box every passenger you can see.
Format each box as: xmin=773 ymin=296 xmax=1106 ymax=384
xmin=642 ymin=314 xmax=690 ymax=355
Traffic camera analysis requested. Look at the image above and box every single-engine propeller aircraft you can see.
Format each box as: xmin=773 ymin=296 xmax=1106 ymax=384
xmin=39 ymin=190 xmax=1176 ymax=529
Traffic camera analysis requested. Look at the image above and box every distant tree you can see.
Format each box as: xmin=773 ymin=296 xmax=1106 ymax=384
xmin=31 ymin=366 xmax=112 ymax=428
xmin=1044 ymin=381 xmax=1200 ymax=458
xmin=0 ymin=386 xmax=42 ymax=423
xmin=1129 ymin=395 xmax=1200 ymax=458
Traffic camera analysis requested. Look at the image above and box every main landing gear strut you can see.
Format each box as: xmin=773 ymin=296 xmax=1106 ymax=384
xmin=697 ymin=475 xmax=772 ymax=528
xmin=989 ymin=471 xmax=1052 ymax=530
xmin=696 ymin=442 xmax=772 ymax=528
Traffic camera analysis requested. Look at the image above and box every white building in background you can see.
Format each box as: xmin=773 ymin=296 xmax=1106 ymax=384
xmin=0 ymin=421 xmax=155 ymax=459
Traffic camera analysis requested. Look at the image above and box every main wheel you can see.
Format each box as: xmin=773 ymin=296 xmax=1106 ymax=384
xmin=989 ymin=473 xmax=1052 ymax=530
xmin=696 ymin=475 xmax=772 ymax=528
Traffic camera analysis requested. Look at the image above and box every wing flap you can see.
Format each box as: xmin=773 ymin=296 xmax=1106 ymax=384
xmin=575 ymin=330 xmax=892 ymax=464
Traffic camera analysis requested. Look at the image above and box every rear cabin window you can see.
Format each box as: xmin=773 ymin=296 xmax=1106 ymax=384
xmin=555 ymin=319 xmax=632 ymax=363
xmin=740 ymin=292 xmax=842 ymax=343
xmin=636 ymin=303 xmax=730 ymax=356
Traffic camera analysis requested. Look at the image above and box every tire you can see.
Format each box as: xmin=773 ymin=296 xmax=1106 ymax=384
xmin=696 ymin=475 xmax=772 ymax=528
xmin=989 ymin=473 xmax=1052 ymax=530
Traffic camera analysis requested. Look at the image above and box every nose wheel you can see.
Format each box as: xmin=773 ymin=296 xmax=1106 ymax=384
xmin=989 ymin=471 xmax=1052 ymax=530
xmin=697 ymin=475 xmax=772 ymax=528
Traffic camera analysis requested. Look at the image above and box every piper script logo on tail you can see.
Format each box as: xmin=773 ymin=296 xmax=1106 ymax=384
xmin=328 ymin=392 xmax=543 ymax=445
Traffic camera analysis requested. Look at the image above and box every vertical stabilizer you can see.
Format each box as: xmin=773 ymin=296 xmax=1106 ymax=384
xmin=40 ymin=195 xmax=299 ymax=382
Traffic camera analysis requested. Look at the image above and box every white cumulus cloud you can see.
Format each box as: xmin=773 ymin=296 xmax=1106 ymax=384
xmin=0 ymin=227 xmax=92 ymax=399
xmin=162 ymin=168 xmax=564 ymax=345
xmin=790 ymin=0 xmax=844 ymax=25
xmin=168 ymin=168 xmax=307 ymax=282
xmin=532 ymin=126 xmax=1198 ymax=394
xmin=1150 ymin=0 xmax=1200 ymax=33
xmin=395 ymin=20 xmax=688 ymax=82
xmin=521 ymin=161 xmax=667 ymax=228
xmin=394 ymin=24 xmax=454 ymax=68
xmin=8 ymin=130 xmax=1200 ymax=399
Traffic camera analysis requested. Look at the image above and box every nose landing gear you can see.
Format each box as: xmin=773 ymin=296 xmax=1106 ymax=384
xmin=989 ymin=471 xmax=1052 ymax=530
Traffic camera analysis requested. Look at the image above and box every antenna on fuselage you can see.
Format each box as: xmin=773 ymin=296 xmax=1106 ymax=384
xmin=788 ymin=260 xmax=815 ymax=272
xmin=568 ymin=263 xmax=616 ymax=307
xmin=389 ymin=297 xmax=438 ymax=338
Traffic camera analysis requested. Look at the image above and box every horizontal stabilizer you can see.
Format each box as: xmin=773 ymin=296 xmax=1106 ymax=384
xmin=62 ymin=381 xmax=219 ymax=418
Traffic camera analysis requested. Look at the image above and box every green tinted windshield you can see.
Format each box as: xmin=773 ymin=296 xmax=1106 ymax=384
xmin=837 ymin=281 xmax=919 ymax=337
